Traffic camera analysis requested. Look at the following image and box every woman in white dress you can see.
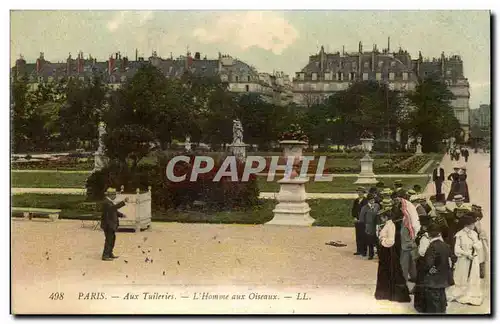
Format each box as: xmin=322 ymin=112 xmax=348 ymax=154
xmin=447 ymin=214 xmax=483 ymax=306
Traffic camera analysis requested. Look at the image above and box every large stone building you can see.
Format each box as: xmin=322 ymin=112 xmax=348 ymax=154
xmin=470 ymin=104 xmax=491 ymax=129
xmin=11 ymin=51 xmax=293 ymax=106
xmin=292 ymin=40 xmax=471 ymax=140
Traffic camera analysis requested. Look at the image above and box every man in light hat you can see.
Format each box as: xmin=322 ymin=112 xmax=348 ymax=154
xmin=352 ymin=187 xmax=368 ymax=256
xmin=101 ymin=188 xmax=129 ymax=261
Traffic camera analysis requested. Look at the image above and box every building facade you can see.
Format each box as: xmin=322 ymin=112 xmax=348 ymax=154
xmin=470 ymin=104 xmax=491 ymax=129
xmin=292 ymin=41 xmax=471 ymax=140
xmin=12 ymin=51 xmax=292 ymax=106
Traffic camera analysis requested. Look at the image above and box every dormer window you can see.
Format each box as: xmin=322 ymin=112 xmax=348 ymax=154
xmin=121 ymin=76 xmax=127 ymax=83
xmin=235 ymin=75 xmax=239 ymax=82
xmin=391 ymin=61 xmax=396 ymax=68
xmin=364 ymin=62 xmax=369 ymax=68
xmin=378 ymin=61 xmax=383 ymax=68
xmin=247 ymin=76 xmax=251 ymax=82
xmin=312 ymin=73 xmax=317 ymax=81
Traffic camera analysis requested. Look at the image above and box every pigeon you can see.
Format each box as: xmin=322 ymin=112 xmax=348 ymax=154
xmin=126 ymin=275 xmax=128 ymax=278
xmin=124 ymin=260 xmax=128 ymax=264
xmin=142 ymin=250 xmax=145 ymax=254
xmin=150 ymin=259 xmax=153 ymax=263
xmin=162 ymin=271 xmax=165 ymax=276
xmin=218 ymin=241 xmax=221 ymax=244
xmin=148 ymin=249 xmax=151 ymax=253
xmin=177 ymin=261 xmax=180 ymax=265
xmin=145 ymin=257 xmax=149 ymax=263
xmin=159 ymin=248 xmax=162 ymax=252
xmin=68 ymin=257 xmax=72 ymax=260
xmin=213 ymin=236 xmax=217 ymax=240
xmin=46 ymin=257 xmax=49 ymax=260
xmin=143 ymin=237 xmax=147 ymax=242
xmin=138 ymin=245 xmax=141 ymax=248
xmin=82 ymin=272 xmax=86 ymax=276
xmin=236 ymin=258 xmax=241 ymax=264
xmin=173 ymin=240 xmax=176 ymax=243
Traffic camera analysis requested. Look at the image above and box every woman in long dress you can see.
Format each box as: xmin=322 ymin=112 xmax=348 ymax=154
xmin=374 ymin=208 xmax=411 ymax=303
xmin=458 ymin=167 xmax=470 ymax=203
xmin=447 ymin=214 xmax=483 ymax=306
xmin=446 ymin=167 xmax=461 ymax=201
xmin=413 ymin=218 xmax=430 ymax=312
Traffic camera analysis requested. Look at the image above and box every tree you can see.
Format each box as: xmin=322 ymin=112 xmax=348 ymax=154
xmin=405 ymin=77 xmax=461 ymax=152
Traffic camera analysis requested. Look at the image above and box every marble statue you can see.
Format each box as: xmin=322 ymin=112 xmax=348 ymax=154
xmin=233 ymin=119 xmax=244 ymax=144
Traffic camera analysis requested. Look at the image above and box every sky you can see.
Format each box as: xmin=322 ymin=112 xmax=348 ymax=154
xmin=10 ymin=10 xmax=490 ymax=109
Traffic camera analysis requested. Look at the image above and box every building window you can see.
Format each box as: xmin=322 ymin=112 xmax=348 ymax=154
xmin=391 ymin=61 xmax=396 ymax=67
xmin=378 ymin=61 xmax=383 ymax=68
xmin=300 ymin=73 xmax=305 ymax=80
xmin=221 ymin=74 xmax=228 ymax=82
xmin=247 ymin=76 xmax=251 ymax=82
xmin=352 ymin=62 xmax=357 ymax=69
xmin=121 ymin=76 xmax=127 ymax=83
xmin=446 ymin=70 xmax=452 ymax=76
xmin=340 ymin=61 xmax=344 ymax=68
xmin=235 ymin=76 xmax=239 ymax=82
xmin=389 ymin=72 xmax=395 ymax=81
xmin=245 ymin=85 xmax=249 ymax=92
xmin=350 ymin=72 xmax=356 ymax=81
xmin=363 ymin=73 xmax=368 ymax=80
xmin=324 ymin=72 xmax=331 ymax=81
xmin=337 ymin=72 xmax=343 ymax=81
xmin=402 ymin=72 xmax=408 ymax=81
xmin=312 ymin=73 xmax=317 ymax=81
xmin=364 ymin=62 xmax=369 ymax=68
xmin=376 ymin=73 xmax=381 ymax=81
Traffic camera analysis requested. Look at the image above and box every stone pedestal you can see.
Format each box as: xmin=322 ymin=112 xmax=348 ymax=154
xmin=267 ymin=139 xmax=313 ymax=226
xmin=354 ymin=156 xmax=378 ymax=184
xmin=93 ymin=151 xmax=109 ymax=172
xmin=229 ymin=143 xmax=247 ymax=160
xmin=415 ymin=144 xmax=423 ymax=155
xmin=267 ymin=178 xmax=314 ymax=226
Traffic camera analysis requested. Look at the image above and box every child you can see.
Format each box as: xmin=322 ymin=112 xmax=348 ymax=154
xmin=422 ymin=222 xmax=454 ymax=313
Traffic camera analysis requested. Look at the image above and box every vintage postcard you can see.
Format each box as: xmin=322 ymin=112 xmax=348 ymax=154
xmin=10 ymin=9 xmax=491 ymax=315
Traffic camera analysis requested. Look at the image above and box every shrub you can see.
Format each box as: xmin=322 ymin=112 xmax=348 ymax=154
xmin=85 ymin=153 xmax=260 ymax=213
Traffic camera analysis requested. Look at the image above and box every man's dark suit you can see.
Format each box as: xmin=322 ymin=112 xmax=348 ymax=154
xmin=101 ymin=198 xmax=126 ymax=258
xmin=422 ymin=239 xmax=454 ymax=313
xmin=351 ymin=197 xmax=368 ymax=254
xmin=433 ymin=167 xmax=445 ymax=199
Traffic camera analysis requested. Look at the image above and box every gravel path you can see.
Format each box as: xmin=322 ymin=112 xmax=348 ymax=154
xmin=11 ymin=153 xmax=490 ymax=314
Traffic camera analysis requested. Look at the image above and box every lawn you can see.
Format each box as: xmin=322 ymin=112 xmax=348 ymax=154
xmin=11 ymin=172 xmax=89 ymax=188
xmin=11 ymin=194 xmax=354 ymax=227
xmin=257 ymin=176 xmax=431 ymax=193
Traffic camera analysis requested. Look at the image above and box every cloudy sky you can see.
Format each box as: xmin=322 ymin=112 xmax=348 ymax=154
xmin=10 ymin=10 xmax=490 ymax=108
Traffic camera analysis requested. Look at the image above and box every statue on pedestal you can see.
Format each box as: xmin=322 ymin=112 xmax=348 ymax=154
xmin=232 ymin=119 xmax=244 ymax=144
xmin=185 ymin=136 xmax=192 ymax=152
xmin=94 ymin=121 xmax=109 ymax=171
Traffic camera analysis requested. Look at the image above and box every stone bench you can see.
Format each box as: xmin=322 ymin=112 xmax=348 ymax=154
xmin=11 ymin=207 xmax=61 ymax=222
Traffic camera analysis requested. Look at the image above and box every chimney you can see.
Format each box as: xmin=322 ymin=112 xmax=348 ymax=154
xmin=16 ymin=55 xmax=26 ymax=76
xmin=36 ymin=52 xmax=45 ymax=73
xmin=135 ymin=48 xmax=138 ymax=61
xmin=67 ymin=52 xmax=72 ymax=74
xmin=371 ymin=45 xmax=375 ymax=72
xmin=186 ymin=51 xmax=193 ymax=69
xmin=359 ymin=41 xmax=363 ymax=53
xmin=194 ymin=52 xmax=201 ymax=60
xmin=108 ymin=54 xmax=116 ymax=75
xmin=387 ymin=37 xmax=390 ymax=52
xmin=122 ymin=56 xmax=128 ymax=71
xmin=77 ymin=51 xmax=84 ymax=73
xmin=319 ymin=46 xmax=325 ymax=72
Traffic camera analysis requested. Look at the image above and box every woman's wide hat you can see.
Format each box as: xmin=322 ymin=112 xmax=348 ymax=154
xmin=461 ymin=214 xmax=476 ymax=226
xmin=453 ymin=194 xmax=464 ymax=202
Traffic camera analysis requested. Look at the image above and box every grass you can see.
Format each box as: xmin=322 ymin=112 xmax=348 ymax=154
xmin=257 ymin=176 xmax=431 ymax=193
xmin=11 ymin=172 xmax=89 ymax=188
xmin=11 ymin=194 xmax=354 ymax=227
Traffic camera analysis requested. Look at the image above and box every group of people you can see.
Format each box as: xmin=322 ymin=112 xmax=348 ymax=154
xmin=351 ymin=178 xmax=487 ymax=313
xmin=448 ymin=146 xmax=469 ymax=162
xmin=433 ymin=162 xmax=470 ymax=203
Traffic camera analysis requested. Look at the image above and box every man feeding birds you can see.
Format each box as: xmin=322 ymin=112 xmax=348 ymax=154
xmin=101 ymin=188 xmax=129 ymax=261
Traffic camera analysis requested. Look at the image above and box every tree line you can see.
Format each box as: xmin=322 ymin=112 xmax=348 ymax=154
xmin=11 ymin=64 xmax=463 ymax=155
